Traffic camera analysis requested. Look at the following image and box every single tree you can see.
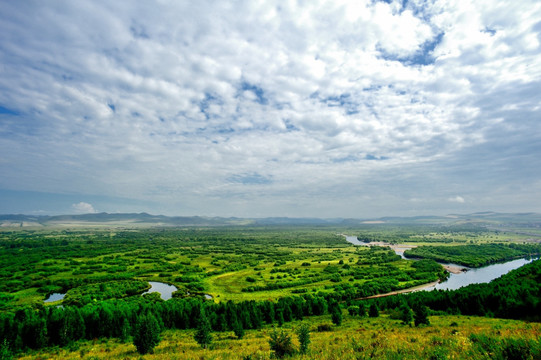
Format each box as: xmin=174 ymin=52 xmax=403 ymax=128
xmin=119 ymin=317 xmax=131 ymax=342
xmin=399 ymin=303 xmax=413 ymax=326
xmin=232 ymin=319 xmax=245 ymax=339
xmin=296 ymin=323 xmax=311 ymax=355
xmin=194 ymin=308 xmax=213 ymax=349
xmin=268 ymin=327 xmax=294 ymax=358
xmin=133 ymin=313 xmax=161 ymax=355
xmin=347 ymin=306 xmax=359 ymax=316
xmin=369 ymin=303 xmax=379 ymax=318
xmin=359 ymin=303 xmax=367 ymax=317
xmin=0 ymin=338 xmax=12 ymax=360
xmin=331 ymin=307 xmax=343 ymax=326
xmin=414 ymin=304 xmax=430 ymax=327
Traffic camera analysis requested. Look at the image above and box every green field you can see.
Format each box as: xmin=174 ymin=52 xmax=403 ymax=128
xmin=14 ymin=315 xmax=541 ymax=360
xmin=1 ymin=222 xmax=540 ymax=359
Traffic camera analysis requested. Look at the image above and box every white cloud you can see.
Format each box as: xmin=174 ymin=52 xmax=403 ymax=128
xmin=448 ymin=196 xmax=465 ymax=204
xmin=72 ymin=202 xmax=97 ymax=214
xmin=0 ymin=0 xmax=540 ymax=217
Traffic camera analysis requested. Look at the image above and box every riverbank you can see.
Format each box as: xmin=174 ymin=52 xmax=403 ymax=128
xmin=358 ymin=280 xmax=440 ymax=300
xmin=442 ymin=264 xmax=468 ymax=274
xmin=341 ymin=234 xmax=417 ymax=257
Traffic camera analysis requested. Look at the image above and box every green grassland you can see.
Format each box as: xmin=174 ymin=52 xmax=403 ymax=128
xmin=16 ymin=314 xmax=541 ymax=360
xmin=0 ymin=227 xmax=452 ymax=306
xmin=1 ymin=223 xmax=540 ymax=359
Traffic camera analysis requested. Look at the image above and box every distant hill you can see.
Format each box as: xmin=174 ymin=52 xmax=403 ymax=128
xmin=0 ymin=211 xmax=540 ymax=228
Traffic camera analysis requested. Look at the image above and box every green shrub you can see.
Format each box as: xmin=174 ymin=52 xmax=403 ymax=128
xmin=269 ymin=328 xmax=295 ymax=358
xmin=317 ymin=324 xmax=332 ymax=332
xmin=296 ymin=323 xmax=311 ymax=354
xmin=133 ymin=313 xmax=161 ymax=355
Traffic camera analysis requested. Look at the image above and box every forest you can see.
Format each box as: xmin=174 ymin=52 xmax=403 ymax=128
xmin=0 ymin=223 xmax=540 ymax=359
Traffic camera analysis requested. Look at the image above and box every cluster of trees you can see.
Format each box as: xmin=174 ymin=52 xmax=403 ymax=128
xmin=268 ymin=323 xmax=311 ymax=358
xmin=62 ymin=280 xmax=150 ymax=306
xmin=1 ymin=258 xmax=539 ymax=356
xmin=404 ymin=243 xmax=541 ymax=267
xmin=0 ymin=293 xmax=333 ymax=354
xmin=356 ymin=224 xmax=488 ymax=244
xmin=371 ymin=259 xmax=541 ymax=321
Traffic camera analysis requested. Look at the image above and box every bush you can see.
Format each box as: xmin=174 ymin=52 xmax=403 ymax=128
xmin=414 ymin=305 xmax=430 ymax=327
xmin=194 ymin=309 xmax=213 ymax=349
xmin=133 ymin=313 xmax=161 ymax=355
xmin=317 ymin=323 xmax=333 ymax=332
xmin=233 ymin=320 xmax=245 ymax=339
xmin=331 ymin=307 xmax=343 ymax=326
xmin=296 ymin=323 xmax=310 ymax=354
xmin=269 ymin=328 xmax=295 ymax=358
xmin=369 ymin=304 xmax=379 ymax=318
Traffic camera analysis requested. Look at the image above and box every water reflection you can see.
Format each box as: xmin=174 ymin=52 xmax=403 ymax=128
xmin=143 ymin=281 xmax=178 ymax=300
xmin=44 ymin=293 xmax=65 ymax=303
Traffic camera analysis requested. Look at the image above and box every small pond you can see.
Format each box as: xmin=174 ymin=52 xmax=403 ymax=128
xmin=143 ymin=281 xmax=178 ymax=300
xmin=44 ymin=293 xmax=65 ymax=303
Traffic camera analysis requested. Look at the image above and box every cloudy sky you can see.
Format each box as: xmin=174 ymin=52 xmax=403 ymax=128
xmin=1 ymin=0 xmax=540 ymax=218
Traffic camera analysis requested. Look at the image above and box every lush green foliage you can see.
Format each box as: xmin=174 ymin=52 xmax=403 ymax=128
xmin=404 ymin=243 xmax=541 ymax=267
xmin=413 ymin=304 xmax=430 ymax=326
xmin=399 ymin=303 xmax=413 ymax=325
xmin=133 ymin=312 xmax=161 ymax=354
xmin=268 ymin=327 xmax=295 ymax=358
xmin=194 ymin=308 xmax=213 ymax=348
xmin=0 ymin=224 xmax=539 ymax=358
xmin=372 ymin=259 xmax=541 ymax=322
xmin=296 ymin=323 xmax=311 ymax=354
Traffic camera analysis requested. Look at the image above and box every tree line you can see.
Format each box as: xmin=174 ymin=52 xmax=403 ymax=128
xmin=2 ymin=259 xmax=540 ymax=356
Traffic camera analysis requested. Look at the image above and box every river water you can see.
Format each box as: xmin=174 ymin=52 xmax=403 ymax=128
xmin=427 ymin=258 xmax=537 ymax=291
xmin=344 ymin=235 xmax=537 ymax=291
xmin=44 ymin=282 xmax=213 ymax=303
xmin=44 ymin=293 xmax=65 ymax=303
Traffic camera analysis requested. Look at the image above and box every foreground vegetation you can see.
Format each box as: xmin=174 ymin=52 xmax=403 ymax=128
xmin=12 ymin=315 xmax=541 ymax=359
xmin=0 ymin=222 xmax=540 ymax=358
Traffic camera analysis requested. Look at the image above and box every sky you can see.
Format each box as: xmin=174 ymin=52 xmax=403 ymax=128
xmin=1 ymin=0 xmax=541 ymax=218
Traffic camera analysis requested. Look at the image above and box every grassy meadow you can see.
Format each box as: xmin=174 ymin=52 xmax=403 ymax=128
xmin=1 ymin=222 xmax=540 ymax=359
xmin=16 ymin=314 xmax=541 ymax=360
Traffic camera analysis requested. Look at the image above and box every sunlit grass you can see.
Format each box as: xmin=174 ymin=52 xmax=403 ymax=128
xmin=18 ymin=314 xmax=540 ymax=359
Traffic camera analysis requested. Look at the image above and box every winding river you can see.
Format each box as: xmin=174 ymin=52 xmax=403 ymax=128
xmin=426 ymin=258 xmax=537 ymax=291
xmin=344 ymin=235 xmax=537 ymax=291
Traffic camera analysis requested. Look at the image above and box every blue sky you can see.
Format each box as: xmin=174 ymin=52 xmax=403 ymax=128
xmin=1 ymin=0 xmax=540 ymax=218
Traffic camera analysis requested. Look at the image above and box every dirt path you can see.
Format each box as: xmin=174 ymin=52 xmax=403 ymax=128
xmin=358 ymin=280 xmax=440 ymax=300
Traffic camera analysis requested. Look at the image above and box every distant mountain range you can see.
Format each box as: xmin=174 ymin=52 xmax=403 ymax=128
xmin=1 ymin=211 xmax=540 ymax=228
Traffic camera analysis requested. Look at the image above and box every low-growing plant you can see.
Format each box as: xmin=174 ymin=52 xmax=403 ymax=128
xmin=317 ymin=323 xmax=333 ymax=332
xmin=268 ymin=327 xmax=295 ymax=358
xmin=296 ymin=323 xmax=311 ymax=354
